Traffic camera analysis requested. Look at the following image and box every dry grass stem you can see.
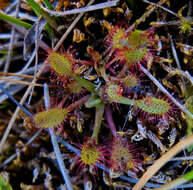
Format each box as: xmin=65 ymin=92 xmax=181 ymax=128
xmin=132 ymin=134 xmax=193 ymax=190
xmin=3 ymin=0 xmax=20 ymax=73
xmin=0 ymin=77 xmax=43 ymax=87
xmin=127 ymin=0 xmax=168 ymax=32
xmin=44 ymin=83 xmax=73 ymax=190
xmin=41 ymin=0 xmax=119 ymax=16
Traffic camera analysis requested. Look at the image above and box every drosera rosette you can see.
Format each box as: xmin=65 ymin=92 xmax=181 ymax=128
xmin=122 ymin=73 xmax=139 ymax=89
xmin=105 ymin=26 xmax=127 ymax=56
xmin=106 ymin=83 xmax=124 ymax=103
xmin=135 ymin=94 xmax=175 ymax=124
xmin=71 ymin=102 xmax=110 ymax=176
xmin=47 ymin=51 xmax=95 ymax=92
xmin=110 ymin=68 xmax=144 ymax=95
xmin=72 ymin=137 xmax=111 ymax=176
xmin=110 ymin=135 xmax=144 ymax=177
xmin=47 ymin=50 xmax=75 ymax=86
xmin=47 ymin=49 xmax=94 ymax=78
xmin=99 ymin=82 xmax=134 ymax=105
xmin=33 ymin=95 xmax=90 ymax=132
xmin=105 ymin=26 xmax=156 ymax=71
xmin=105 ymin=104 xmax=144 ymax=177
xmin=33 ymin=96 xmax=68 ymax=129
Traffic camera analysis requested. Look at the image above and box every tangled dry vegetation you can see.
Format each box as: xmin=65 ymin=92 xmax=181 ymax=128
xmin=0 ymin=0 xmax=193 ymax=189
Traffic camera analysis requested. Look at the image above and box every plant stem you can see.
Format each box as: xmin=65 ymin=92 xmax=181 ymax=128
xmin=0 ymin=11 xmax=32 ymax=29
xmin=105 ymin=104 xmax=117 ymax=137
xmin=44 ymin=84 xmax=73 ymax=190
xmin=73 ymin=75 xmax=95 ymax=92
xmin=91 ymin=103 xmax=105 ymax=141
xmin=66 ymin=95 xmax=90 ymax=112
xmin=117 ymin=96 xmax=135 ymax=105
xmin=84 ymin=94 xmax=101 ymax=108
xmin=42 ymin=0 xmax=54 ymax=10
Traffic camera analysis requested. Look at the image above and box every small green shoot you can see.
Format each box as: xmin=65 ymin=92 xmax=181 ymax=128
xmin=25 ymin=0 xmax=58 ymax=31
xmin=0 ymin=11 xmax=32 ymax=29
xmin=0 ymin=175 xmax=13 ymax=190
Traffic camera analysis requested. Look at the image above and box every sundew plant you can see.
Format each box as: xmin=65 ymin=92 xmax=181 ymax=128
xmin=0 ymin=0 xmax=193 ymax=190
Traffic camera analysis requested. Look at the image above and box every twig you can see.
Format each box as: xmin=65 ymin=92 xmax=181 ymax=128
xmin=8 ymin=23 xmax=49 ymax=52
xmin=44 ymin=83 xmax=73 ymax=190
xmin=126 ymin=0 xmax=168 ymax=32
xmin=5 ymin=0 xmax=17 ymax=13
xmin=28 ymin=16 xmax=42 ymax=105
xmin=169 ymin=34 xmax=181 ymax=69
xmin=184 ymin=71 xmax=193 ymax=85
xmin=0 ymin=64 xmax=45 ymax=153
xmin=159 ymin=62 xmax=193 ymax=86
xmin=169 ymin=34 xmax=187 ymax=97
xmin=54 ymin=0 xmax=95 ymax=51
xmin=0 ymin=85 xmax=32 ymax=117
xmin=0 ymin=72 xmax=45 ymax=79
xmin=40 ymin=0 xmax=119 ymax=16
xmin=0 ymin=64 xmax=42 ymax=89
xmin=0 ymin=77 xmax=43 ymax=87
xmin=3 ymin=0 xmax=20 ymax=73
xmin=0 ymin=20 xmax=48 ymax=152
xmin=0 ymin=41 xmax=23 ymax=51
xmin=140 ymin=64 xmax=193 ymax=119
xmin=142 ymin=0 xmax=178 ymax=17
xmin=0 ymin=85 xmax=23 ymax=103
xmin=10 ymin=11 xmax=37 ymax=22
xmin=147 ymin=156 xmax=193 ymax=165
xmin=18 ymin=50 xmax=36 ymax=74
xmin=0 ymin=85 xmax=42 ymax=169
xmin=167 ymin=156 xmax=193 ymax=162
xmin=0 ymin=33 xmax=21 ymax=39
xmin=132 ymin=134 xmax=193 ymax=190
